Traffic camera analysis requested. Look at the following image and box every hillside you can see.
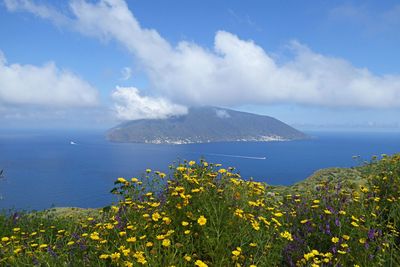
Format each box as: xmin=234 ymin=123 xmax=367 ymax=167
xmin=1 ymin=155 xmax=399 ymax=266
xmin=107 ymin=106 xmax=307 ymax=144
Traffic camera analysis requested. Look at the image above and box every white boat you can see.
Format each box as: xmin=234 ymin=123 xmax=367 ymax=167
xmin=70 ymin=141 xmax=77 ymax=145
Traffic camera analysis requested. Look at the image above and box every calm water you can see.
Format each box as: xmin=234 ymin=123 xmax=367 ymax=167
xmin=0 ymin=130 xmax=399 ymax=211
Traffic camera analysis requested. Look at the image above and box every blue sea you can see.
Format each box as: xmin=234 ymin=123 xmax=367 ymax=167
xmin=1 ymin=130 xmax=399 ymax=211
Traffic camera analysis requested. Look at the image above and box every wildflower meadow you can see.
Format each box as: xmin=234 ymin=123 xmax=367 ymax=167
xmin=0 ymin=155 xmax=399 ymax=266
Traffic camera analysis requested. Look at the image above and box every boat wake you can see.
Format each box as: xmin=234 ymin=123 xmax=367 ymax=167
xmin=202 ymin=152 xmax=266 ymax=160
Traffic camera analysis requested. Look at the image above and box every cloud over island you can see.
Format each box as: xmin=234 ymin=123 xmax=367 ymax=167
xmin=3 ymin=0 xmax=400 ymax=122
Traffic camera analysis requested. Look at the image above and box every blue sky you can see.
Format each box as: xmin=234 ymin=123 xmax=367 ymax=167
xmin=1 ymin=0 xmax=400 ymax=130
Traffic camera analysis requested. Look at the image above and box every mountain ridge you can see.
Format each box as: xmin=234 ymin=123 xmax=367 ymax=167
xmin=107 ymin=106 xmax=307 ymax=144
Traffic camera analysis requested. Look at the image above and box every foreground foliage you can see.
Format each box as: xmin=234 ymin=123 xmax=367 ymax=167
xmin=0 ymin=155 xmax=399 ymax=266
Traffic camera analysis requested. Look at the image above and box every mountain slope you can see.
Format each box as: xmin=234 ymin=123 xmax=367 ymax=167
xmin=107 ymin=106 xmax=307 ymax=144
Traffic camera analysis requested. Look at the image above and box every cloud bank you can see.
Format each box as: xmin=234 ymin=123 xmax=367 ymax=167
xmin=0 ymin=51 xmax=98 ymax=107
xmin=5 ymin=0 xmax=400 ymax=113
xmin=111 ymin=86 xmax=187 ymax=120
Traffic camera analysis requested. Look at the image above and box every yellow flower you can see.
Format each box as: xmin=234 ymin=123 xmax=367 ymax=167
xmin=232 ymin=250 xmax=241 ymax=256
xmin=145 ymin=242 xmax=153 ymax=247
xmin=156 ymin=234 xmax=165 ymax=240
xmin=195 ymin=260 xmax=208 ymax=267
xmin=323 ymin=209 xmax=332 ymax=215
xmin=163 ymin=217 xmax=171 ymax=224
xmin=184 ymin=230 xmax=191 ymax=235
xmin=117 ymin=177 xmax=127 ymax=183
xmin=304 ymin=252 xmax=314 ymax=261
xmin=351 ymin=221 xmax=359 ymax=227
xmin=342 ymin=235 xmax=350 ymax=240
xmin=274 ymin=212 xmax=283 ymax=217
xmin=162 ymin=239 xmax=171 ymax=247
xmin=99 ymin=254 xmax=109 ymax=259
xmin=249 ymin=242 xmax=257 ymax=247
xmin=152 ymin=212 xmax=161 ymax=221
xmin=131 ymin=177 xmax=139 ymax=183
xmin=313 ymin=200 xmax=320 ymax=204
xmin=360 ymin=186 xmax=369 ymax=193
xmin=189 ymin=160 xmax=196 ymax=166
xmin=146 ymin=169 xmax=151 ymax=173
xmin=90 ymin=232 xmax=100 ymax=240
xmin=331 ymin=237 xmax=339 ymax=243
xmin=300 ymin=219 xmax=308 ymax=224
xmin=14 ymin=248 xmax=22 ymax=254
xmin=197 ymin=215 xmax=207 ymax=226
xmin=338 ymin=250 xmax=347 ymax=254
xmin=122 ymin=248 xmax=130 ymax=257
xmin=67 ymin=241 xmax=75 ymax=246
xmin=111 ymin=252 xmax=121 ymax=261
xmin=311 ymin=250 xmax=319 ymax=256
xmin=176 ymin=166 xmax=185 ymax=172
xmin=218 ymin=168 xmax=227 ymax=174
xmin=251 ymin=220 xmax=260 ymax=231
xmin=127 ymin=237 xmax=137 ymax=243
xmin=182 ymin=221 xmax=189 ymax=226
xmin=133 ymin=251 xmax=147 ymax=264
xmin=324 ymin=252 xmax=333 ymax=258
xmin=280 ymin=231 xmax=293 ymax=241
xmin=184 ymin=255 xmax=192 ymax=261
xmin=119 ymin=231 xmax=127 ymax=237
xmin=359 ymin=238 xmax=366 ymax=244
xmin=1 ymin=237 xmax=10 ymax=242
xmin=39 ymin=244 xmax=48 ymax=249
xmin=124 ymin=262 xmax=133 ymax=267
xmin=271 ymin=217 xmax=282 ymax=226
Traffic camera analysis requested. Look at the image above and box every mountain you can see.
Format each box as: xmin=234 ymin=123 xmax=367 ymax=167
xmin=106 ymin=106 xmax=308 ymax=144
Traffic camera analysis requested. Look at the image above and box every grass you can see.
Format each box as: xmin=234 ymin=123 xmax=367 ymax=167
xmin=0 ymin=155 xmax=399 ymax=266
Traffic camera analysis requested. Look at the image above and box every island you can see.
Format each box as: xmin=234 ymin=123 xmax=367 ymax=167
xmin=107 ymin=106 xmax=307 ymax=144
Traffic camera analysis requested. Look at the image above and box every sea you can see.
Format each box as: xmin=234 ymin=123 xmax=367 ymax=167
xmin=1 ymin=129 xmax=399 ymax=211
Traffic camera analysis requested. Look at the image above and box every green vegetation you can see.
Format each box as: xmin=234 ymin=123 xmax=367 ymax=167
xmin=1 ymin=155 xmax=399 ymax=266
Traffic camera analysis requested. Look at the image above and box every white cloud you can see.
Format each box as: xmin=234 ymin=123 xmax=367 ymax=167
xmin=120 ymin=67 xmax=132 ymax=80
xmin=3 ymin=0 xmax=71 ymax=26
xmin=6 ymin=0 xmax=400 ymax=110
xmin=0 ymin=51 xmax=99 ymax=107
xmin=215 ymin=109 xmax=230 ymax=119
xmin=111 ymin=86 xmax=187 ymax=120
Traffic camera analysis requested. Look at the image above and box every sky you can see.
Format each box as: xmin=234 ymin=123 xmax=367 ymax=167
xmin=1 ymin=0 xmax=400 ymax=130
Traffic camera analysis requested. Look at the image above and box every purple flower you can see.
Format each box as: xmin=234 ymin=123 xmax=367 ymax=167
xmin=325 ymin=224 xmax=331 ymax=235
xmin=368 ymin=229 xmax=375 ymax=240
xmin=47 ymin=247 xmax=57 ymax=258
